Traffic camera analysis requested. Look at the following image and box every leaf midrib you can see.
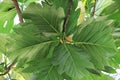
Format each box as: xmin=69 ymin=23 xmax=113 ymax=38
xmin=64 ymin=44 xmax=80 ymax=74
xmin=38 ymin=14 xmax=59 ymax=34
xmin=15 ymin=40 xmax=57 ymax=51
xmin=44 ymin=65 xmax=54 ymax=79
xmin=74 ymin=41 xmax=115 ymax=49
xmin=34 ymin=5 xmax=60 ymax=34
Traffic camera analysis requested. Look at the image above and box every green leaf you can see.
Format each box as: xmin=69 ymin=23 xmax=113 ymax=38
xmin=8 ymin=4 xmax=66 ymax=76
xmin=86 ymin=68 xmax=101 ymax=76
xmin=79 ymin=73 xmax=114 ymax=80
xmin=66 ymin=8 xmax=80 ymax=35
xmin=0 ymin=0 xmax=16 ymax=33
xmin=9 ymin=3 xmax=65 ymax=62
xmin=95 ymin=0 xmax=113 ymax=16
xmin=48 ymin=0 xmax=69 ymax=14
xmin=0 ymin=0 xmax=14 ymax=12
xmin=0 ymin=34 xmax=12 ymax=54
xmin=103 ymin=66 xmax=116 ymax=73
xmin=9 ymin=24 xmax=59 ymax=64
xmin=9 ymin=37 xmax=57 ymax=63
xmin=49 ymin=0 xmax=79 ymax=14
xmin=22 ymin=3 xmax=65 ymax=34
xmin=102 ymin=0 xmax=120 ymax=14
xmin=23 ymin=59 xmax=63 ymax=80
xmin=109 ymin=49 xmax=120 ymax=68
xmin=0 ymin=63 xmax=6 ymax=73
xmin=73 ymin=19 xmax=116 ymax=69
xmin=53 ymin=44 xmax=94 ymax=79
xmin=102 ymin=0 xmax=120 ymax=23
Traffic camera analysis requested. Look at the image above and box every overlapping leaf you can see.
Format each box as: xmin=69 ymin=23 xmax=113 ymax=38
xmin=8 ymin=3 xmax=65 ymax=80
xmin=73 ymin=19 xmax=116 ymax=69
xmin=53 ymin=44 xmax=94 ymax=79
xmin=109 ymin=49 xmax=120 ymax=68
xmin=78 ymin=73 xmax=114 ymax=80
xmin=23 ymin=59 xmax=63 ymax=80
xmin=22 ymin=3 xmax=65 ymax=33
xmin=102 ymin=0 xmax=120 ymax=23
xmin=95 ymin=0 xmax=113 ymax=16
xmin=0 ymin=0 xmax=16 ymax=33
xmin=9 ymin=3 xmax=65 ymax=60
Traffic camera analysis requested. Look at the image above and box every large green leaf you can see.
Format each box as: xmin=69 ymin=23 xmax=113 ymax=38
xmin=9 ymin=25 xmax=60 ymax=71
xmin=7 ymin=3 xmax=65 ymax=79
xmin=23 ymin=59 xmax=63 ymax=80
xmin=22 ymin=3 xmax=65 ymax=34
xmin=48 ymin=0 xmax=69 ymax=14
xmin=73 ymin=19 xmax=116 ymax=69
xmin=83 ymin=0 xmax=94 ymax=14
xmin=9 ymin=3 xmax=64 ymax=61
xmin=53 ymin=44 xmax=94 ymax=79
xmin=48 ymin=0 xmax=79 ymax=13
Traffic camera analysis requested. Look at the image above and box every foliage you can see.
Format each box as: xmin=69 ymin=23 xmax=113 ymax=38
xmin=0 ymin=0 xmax=16 ymax=33
xmin=0 ymin=0 xmax=120 ymax=80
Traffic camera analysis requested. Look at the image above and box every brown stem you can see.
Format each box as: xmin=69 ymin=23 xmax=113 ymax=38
xmin=0 ymin=62 xmax=16 ymax=76
xmin=12 ymin=0 xmax=23 ymax=23
xmin=92 ymin=0 xmax=97 ymax=16
xmin=62 ymin=0 xmax=72 ymax=33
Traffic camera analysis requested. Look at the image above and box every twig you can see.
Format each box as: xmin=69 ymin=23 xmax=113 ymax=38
xmin=0 ymin=62 xmax=16 ymax=76
xmin=12 ymin=0 xmax=23 ymax=23
xmin=62 ymin=0 xmax=72 ymax=33
xmin=92 ymin=0 xmax=97 ymax=16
